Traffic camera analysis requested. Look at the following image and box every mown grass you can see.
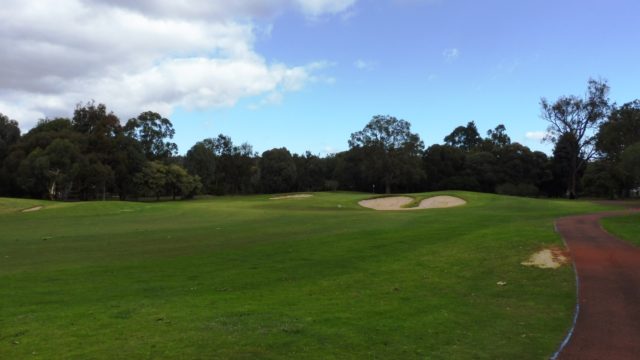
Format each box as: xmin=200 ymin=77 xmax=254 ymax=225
xmin=0 ymin=192 xmax=614 ymax=359
xmin=601 ymin=213 xmax=640 ymax=246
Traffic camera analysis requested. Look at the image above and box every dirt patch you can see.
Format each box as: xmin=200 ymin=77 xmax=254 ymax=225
xmin=270 ymin=194 xmax=313 ymax=200
xmin=521 ymin=247 xmax=569 ymax=269
xmin=21 ymin=206 xmax=43 ymax=213
xmin=359 ymin=195 xmax=466 ymax=211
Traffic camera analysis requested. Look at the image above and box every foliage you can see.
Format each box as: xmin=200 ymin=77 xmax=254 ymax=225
xmin=541 ymin=79 xmax=611 ymax=198
xmin=349 ymin=115 xmax=425 ymax=193
xmin=260 ymin=147 xmax=297 ymax=193
xmin=620 ymin=142 xmax=640 ymax=189
xmin=444 ymin=121 xmax=482 ymax=151
xmin=1 ymin=80 xmax=638 ymax=200
xmin=0 ymin=113 xmax=20 ymax=162
xmin=597 ymin=100 xmax=640 ymax=161
xmin=124 ymin=111 xmax=178 ymax=161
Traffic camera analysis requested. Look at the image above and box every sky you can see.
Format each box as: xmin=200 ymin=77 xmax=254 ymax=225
xmin=1 ymin=0 xmax=639 ymax=156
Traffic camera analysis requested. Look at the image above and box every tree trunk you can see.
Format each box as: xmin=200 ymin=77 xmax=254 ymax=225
xmin=568 ymin=153 xmax=578 ymax=199
xmin=569 ymin=170 xmax=577 ymax=199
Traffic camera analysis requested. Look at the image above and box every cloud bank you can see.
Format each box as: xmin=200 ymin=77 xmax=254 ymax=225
xmin=0 ymin=0 xmax=356 ymax=128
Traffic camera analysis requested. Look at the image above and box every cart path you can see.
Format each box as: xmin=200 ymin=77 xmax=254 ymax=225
xmin=554 ymin=209 xmax=640 ymax=360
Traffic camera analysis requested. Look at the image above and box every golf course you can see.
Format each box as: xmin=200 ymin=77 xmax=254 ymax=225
xmin=0 ymin=192 xmax=630 ymax=359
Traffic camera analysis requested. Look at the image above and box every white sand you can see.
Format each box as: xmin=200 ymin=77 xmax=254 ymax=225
xmin=359 ymin=195 xmax=466 ymax=211
xmin=270 ymin=194 xmax=313 ymax=200
xmin=358 ymin=196 xmax=414 ymax=210
xmin=521 ymin=248 xmax=569 ymax=269
xmin=21 ymin=206 xmax=43 ymax=213
xmin=416 ymin=196 xmax=467 ymax=209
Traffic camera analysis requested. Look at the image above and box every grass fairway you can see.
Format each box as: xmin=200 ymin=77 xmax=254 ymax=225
xmin=0 ymin=192 xmax=612 ymax=359
xmin=601 ymin=213 xmax=640 ymax=246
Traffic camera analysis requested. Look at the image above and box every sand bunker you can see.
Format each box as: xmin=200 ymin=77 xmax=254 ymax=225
xmin=270 ymin=194 xmax=313 ymax=200
xmin=521 ymin=247 xmax=569 ymax=269
xmin=359 ymin=195 xmax=466 ymax=211
xmin=417 ymin=196 xmax=466 ymax=209
xmin=358 ymin=196 xmax=413 ymax=210
xmin=21 ymin=206 xmax=43 ymax=213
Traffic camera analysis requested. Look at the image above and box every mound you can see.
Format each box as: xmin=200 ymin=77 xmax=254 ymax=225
xmin=359 ymin=195 xmax=466 ymax=211
xmin=270 ymin=194 xmax=313 ymax=200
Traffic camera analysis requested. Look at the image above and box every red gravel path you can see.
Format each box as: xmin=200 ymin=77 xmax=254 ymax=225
xmin=554 ymin=210 xmax=640 ymax=360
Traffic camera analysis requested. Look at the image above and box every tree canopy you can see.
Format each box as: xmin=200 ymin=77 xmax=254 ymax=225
xmin=1 ymin=78 xmax=637 ymax=201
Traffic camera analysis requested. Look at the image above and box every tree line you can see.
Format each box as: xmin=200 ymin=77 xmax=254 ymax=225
xmin=0 ymin=79 xmax=638 ymax=200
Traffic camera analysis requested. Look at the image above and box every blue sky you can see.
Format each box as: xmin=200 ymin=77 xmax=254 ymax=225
xmin=171 ymin=0 xmax=640 ymax=155
xmin=2 ymin=0 xmax=639 ymax=156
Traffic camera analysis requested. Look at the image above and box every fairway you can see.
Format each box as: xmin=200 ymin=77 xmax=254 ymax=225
xmin=0 ymin=192 xmax=614 ymax=359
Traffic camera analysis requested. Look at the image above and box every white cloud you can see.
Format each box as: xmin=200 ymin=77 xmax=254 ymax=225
xmin=354 ymin=59 xmax=375 ymax=71
xmin=0 ymin=0 xmax=354 ymax=128
xmin=442 ymin=48 xmax=460 ymax=62
xmin=295 ymin=0 xmax=357 ymax=16
xmin=525 ymin=131 xmax=547 ymax=141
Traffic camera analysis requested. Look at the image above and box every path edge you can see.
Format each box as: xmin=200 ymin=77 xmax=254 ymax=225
xmin=549 ymin=219 xmax=580 ymax=360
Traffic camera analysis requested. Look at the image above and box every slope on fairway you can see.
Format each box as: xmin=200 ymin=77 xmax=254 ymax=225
xmin=0 ymin=193 xmax=613 ymax=359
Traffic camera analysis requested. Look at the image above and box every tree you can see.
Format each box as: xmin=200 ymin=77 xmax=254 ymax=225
xmin=349 ymin=115 xmax=424 ymax=193
xmin=595 ymin=100 xmax=640 ymax=196
xmin=260 ymin=147 xmax=297 ymax=193
xmin=187 ymin=135 xmax=257 ymax=195
xmin=465 ymin=151 xmax=498 ymax=192
xmin=72 ymin=101 xmax=121 ymax=137
xmin=133 ymin=161 xmax=167 ymax=200
xmin=422 ymin=144 xmax=465 ymax=190
xmin=293 ymin=151 xmax=326 ymax=191
xmin=165 ymin=164 xmax=202 ymax=200
xmin=550 ymin=133 xmax=582 ymax=198
xmin=185 ymin=142 xmax=216 ymax=194
xmin=541 ymin=78 xmax=610 ymax=198
xmin=620 ymin=142 xmax=640 ymax=192
xmin=444 ymin=121 xmax=482 ymax=151
xmin=0 ymin=113 xmax=20 ymax=165
xmin=111 ymin=134 xmax=146 ymax=200
xmin=124 ymin=111 xmax=178 ymax=161
xmin=17 ymin=139 xmax=83 ymax=199
xmin=597 ymin=100 xmax=640 ymax=160
xmin=486 ymin=124 xmax=511 ymax=148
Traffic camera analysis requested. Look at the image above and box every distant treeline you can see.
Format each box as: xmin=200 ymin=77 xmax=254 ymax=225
xmin=0 ymin=79 xmax=638 ymax=200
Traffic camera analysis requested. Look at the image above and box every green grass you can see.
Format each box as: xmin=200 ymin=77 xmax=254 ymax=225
xmin=0 ymin=192 xmax=614 ymax=359
xmin=601 ymin=213 xmax=640 ymax=246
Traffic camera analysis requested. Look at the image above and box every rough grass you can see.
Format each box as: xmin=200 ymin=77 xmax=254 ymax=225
xmin=601 ymin=213 xmax=640 ymax=246
xmin=0 ymin=192 xmax=613 ymax=359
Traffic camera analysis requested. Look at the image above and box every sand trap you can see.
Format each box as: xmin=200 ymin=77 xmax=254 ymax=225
xmin=358 ymin=196 xmax=413 ymax=210
xmin=21 ymin=206 xmax=43 ymax=213
xmin=359 ymin=195 xmax=466 ymax=211
xmin=416 ymin=196 xmax=466 ymax=209
xmin=270 ymin=194 xmax=313 ymax=200
xmin=521 ymin=247 xmax=569 ymax=269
